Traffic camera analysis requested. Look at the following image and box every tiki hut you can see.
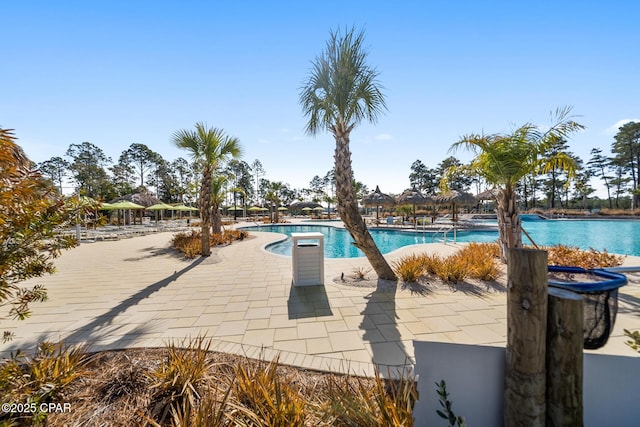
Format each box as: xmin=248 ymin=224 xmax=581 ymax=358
xmin=434 ymin=190 xmax=476 ymax=221
xmin=396 ymin=187 xmax=435 ymax=219
xmin=362 ymin=185 xmax=395 ymax=220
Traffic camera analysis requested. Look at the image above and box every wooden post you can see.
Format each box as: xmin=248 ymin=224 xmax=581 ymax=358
xmin=504 ymin=248 xmax=548 ymax=427
xmin=546 ymin=287 xmax=584 ymax=426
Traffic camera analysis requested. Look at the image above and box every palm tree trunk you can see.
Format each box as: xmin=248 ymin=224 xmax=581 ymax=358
xmin=334 ymin=132 xmax=396 ymax=280
xmin=212 ymin=202 xmax=222 ymax=234
xmin=496 ymin=186 xmax=523 ymax=263
xmin=200 ymin=166 xmax=212 ymax=257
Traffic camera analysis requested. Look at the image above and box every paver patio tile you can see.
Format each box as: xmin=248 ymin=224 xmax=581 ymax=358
xmin=328 ymin=331 xmax=365 ymax=352
xmin=325 ymin=320 xmax=349 ymax=332
xmin=215 ymin=320 xmax=249 ymax=336
xmin=246 ymin=319 xmax=270 ymax=330
xmin=306 ymin=337 xmax=332 ymax=354
xmin=274 ymin=327 xmax=297 ymax=342
xmin=243 ymin=307 xmax=272 ymax=320
xmin=242 ymin=329 xmax=274 ymax=347
xmin=274 ymin=339 xmax=306 ymax=354
xmin=297 ymin=322 xmax=327 ymax=339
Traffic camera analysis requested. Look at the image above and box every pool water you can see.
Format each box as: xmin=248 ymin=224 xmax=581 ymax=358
xmin=241 ymin=219 xmax=640 ymax=258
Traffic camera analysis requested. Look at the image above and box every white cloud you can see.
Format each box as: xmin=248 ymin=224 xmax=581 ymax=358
xmin=257 ymin=138 xmax=270 ymax=144
xmin=604 ymin=118 xmax=640 ymax=135
xmin=374 ymin=133 xmax=394 ymax=141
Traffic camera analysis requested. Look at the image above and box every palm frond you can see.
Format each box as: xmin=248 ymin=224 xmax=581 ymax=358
xmin=299 ymin=26 xmax=386 ymax=137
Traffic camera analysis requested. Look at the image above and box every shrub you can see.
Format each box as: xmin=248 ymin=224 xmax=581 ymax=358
xmin=351 ymin=266 xmax=371 ymax=280
xmin=172 ymin=230 xmax=249 ymax=258
xmin=546 ymin=244 xmax=623 ymax=269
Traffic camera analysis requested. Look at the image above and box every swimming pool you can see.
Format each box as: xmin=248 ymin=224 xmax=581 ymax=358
xmin=241 ymin=219 xmax=640 ymax=258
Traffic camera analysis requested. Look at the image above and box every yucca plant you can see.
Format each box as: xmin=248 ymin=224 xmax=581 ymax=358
xmin=148 ymin=336 xmax=217 ymax=424
xmin=0 ymin=342 xmax=90 ymax=426
xmin=231 ymin=356 xmax=308 ymax=426
xmin=318 ymin=367 xmax=416 ymax=426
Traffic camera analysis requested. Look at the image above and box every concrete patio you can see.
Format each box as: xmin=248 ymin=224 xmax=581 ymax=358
xmin=2 ymin=221 xmax=640 ymax=376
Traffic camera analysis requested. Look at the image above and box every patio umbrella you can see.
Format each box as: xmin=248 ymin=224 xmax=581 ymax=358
xmin=278 ymin=206 xmax=288 ymax=211
xmin=434 ymin=190 xmax=476 ymax=221
xmin=106 ymin=200 xmax=145 ymax=225
xmin=362 ymin=185 xmax=395 ymax=220
xmin=146 ymin=202 xmax=174 ymax=223
xmin=301 ymin=207 xmax=312 ymax=216
xmin=247 ymin=206 xmax=261 ymax=218
xmin=396 ymin=187 xmax=434 ymax=219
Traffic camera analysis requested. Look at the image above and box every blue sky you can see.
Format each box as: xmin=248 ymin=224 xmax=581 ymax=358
xmin=3 ymin=1 xmax=639 ymax=196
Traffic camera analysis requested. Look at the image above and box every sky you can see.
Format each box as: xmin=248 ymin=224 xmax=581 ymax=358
xmin=3 ymin=0 xmax=639 ymax=197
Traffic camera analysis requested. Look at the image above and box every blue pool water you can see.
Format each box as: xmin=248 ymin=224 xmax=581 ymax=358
xmin=241 ymin=219 xmax=640 ymax=258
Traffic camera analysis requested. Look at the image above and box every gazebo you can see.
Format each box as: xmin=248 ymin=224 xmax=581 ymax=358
xmin=434 ymin=190 xmax=476 ymax=221
xmin=396 ymin=187 xmax=435 ymax=221
xmin=362 ymin=186 xmax=395 ymax=220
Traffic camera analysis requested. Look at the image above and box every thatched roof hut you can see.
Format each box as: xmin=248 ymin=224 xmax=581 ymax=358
xmin=362 ymin=186 xmax=395 ymax=219
xmin=109 ymin=188 xmax=160 ymax=207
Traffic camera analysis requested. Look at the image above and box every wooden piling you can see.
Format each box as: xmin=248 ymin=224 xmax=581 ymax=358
xmin=504 ymin=248 xmax=548 ymax=427
xmin=546 ymin=287 xmax=584 ymax=426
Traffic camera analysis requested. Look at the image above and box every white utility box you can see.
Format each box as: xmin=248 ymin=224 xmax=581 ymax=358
xmin=291 ymin=232 xmax=324 ymax=286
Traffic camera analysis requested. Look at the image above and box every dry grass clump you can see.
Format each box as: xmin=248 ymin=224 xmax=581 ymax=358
xmin=545 ymin=244 xmax=624 ymax=269
xmin=2 ymin=338 xmax=417 ymax=426
xmin=171 ymin=229 xmax=249 ymax=258
xmin=393 ymin=242 xmax=502 ymax=284
xmin=392 ymin=254 xmax=425 ymax=283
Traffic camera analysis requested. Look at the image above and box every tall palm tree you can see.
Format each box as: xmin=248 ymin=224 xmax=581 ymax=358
xmin=172 ymin=123 xmax=242 ymax=256
xmin=300 ymin=27 xmax=396 ymax=280
xmin=449 ymin=107 xmax=584 ymax=262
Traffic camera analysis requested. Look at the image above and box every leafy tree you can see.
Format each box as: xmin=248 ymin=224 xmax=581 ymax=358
xmin=299 ymin=27 xmax=395 ymax=280
xmin=1 ymin=129 xmax=91 ymax=341
xmin=587 ymin=147 xmax=614 ymax=208
xmin=250 ymin=159 xmax=265 ymax=205
xmin=611 ymin=121 xmax=640 ymax=209
xmin=226 ymin=160 xmax=253 ymax=218
xmin=172 ymin=157 xmax=196 ymax=204
xmin=609 ymin=155 xmax=631 ymax=208
xmin=437 ymin=156 xmax=472 ymax=192
xmin=172 ymin=123 xmax=242 ymax=257
xmin=37 ymin=156 xmax=69 ymax=194
xmin=308 ymin=175 xmax=326 ymax=202
xmin=65 ymin=142 xmax=112 ymax=198
xmin=449 ymin=107 xmax=584 ymax=261
xmin=409 ymin=160 xmax=438 ymax=194
xmin=109 ymin=161 xmax=135 ymax=196
xmin=540 ymin=138 xmax=573 ymax=208
xmin=119 ymin=143 xmax=162 ymax=188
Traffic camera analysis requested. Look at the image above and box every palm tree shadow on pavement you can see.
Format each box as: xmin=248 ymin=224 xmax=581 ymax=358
xmin=360 ymin=279 xmax=412 ymax=377
xmin=2 ymin=257 xmax=205 ymax=356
